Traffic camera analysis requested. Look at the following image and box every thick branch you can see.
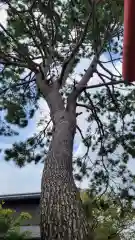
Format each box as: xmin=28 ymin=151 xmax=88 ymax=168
xmin=58 ymin=10 xmax=93 ymax=86
xmin=73 ymin=55 xmax=98 ymax=98
xmin=66 ymin=54 xmax=99 ymax=113
xmin=36 ymin=73 xmax=65 ymax=119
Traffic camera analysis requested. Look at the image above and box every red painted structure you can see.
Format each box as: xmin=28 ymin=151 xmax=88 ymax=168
xmin=123 ymin=0 xmax=135 ymax=82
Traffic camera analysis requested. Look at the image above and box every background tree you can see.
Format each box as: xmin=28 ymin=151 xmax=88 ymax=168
xmin=0 ymin=0 xmax=135 ymax=239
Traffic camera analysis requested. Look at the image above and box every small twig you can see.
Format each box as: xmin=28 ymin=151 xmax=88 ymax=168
xmin=85 ymin=80 xmax=133 ymax=89
xmin=98 ymin=61 xmax=121 ymax=78
xmin=108 ymin=42 xmax=122 ymax=76
xmin=76 ymin=103 xmax=92 ymax=111
xmin=96 ymin=70 xmax=119 ymax=108
xmin=84 ymin=90 xmax=105 ymax=137
xmin=76 ymin=125 xmax=85 ymax=141
xmin=101 ymin=57 xmax=122 ymax=64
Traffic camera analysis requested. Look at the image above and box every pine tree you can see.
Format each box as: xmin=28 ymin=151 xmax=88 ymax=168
xmin=1 ymin=0 xmax=135 ymax=240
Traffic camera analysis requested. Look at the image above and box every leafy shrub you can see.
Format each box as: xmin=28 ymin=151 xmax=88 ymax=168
xmin=0 ymin=201 xmax=31 ymax=240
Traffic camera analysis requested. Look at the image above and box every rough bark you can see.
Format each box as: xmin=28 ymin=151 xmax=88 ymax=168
xmin=39 ymin=81 xmax=93 ymax=240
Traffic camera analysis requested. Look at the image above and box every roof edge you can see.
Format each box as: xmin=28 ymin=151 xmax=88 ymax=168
xmin=0 ymin=192 xmax=41 ymax=201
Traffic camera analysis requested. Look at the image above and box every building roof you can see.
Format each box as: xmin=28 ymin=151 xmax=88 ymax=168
xmin=0 ymin=192 xmax=40 ymax=201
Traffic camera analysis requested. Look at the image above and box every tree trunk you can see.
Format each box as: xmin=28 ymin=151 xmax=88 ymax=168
xmin=38 ymin=82 xmax=93 ymax=240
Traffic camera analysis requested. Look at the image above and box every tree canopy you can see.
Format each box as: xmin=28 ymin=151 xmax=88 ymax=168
xmin=0 ymin=0 xmax=135 ymax=227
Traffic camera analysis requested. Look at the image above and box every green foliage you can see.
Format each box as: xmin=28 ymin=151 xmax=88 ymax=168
xmin=81 ymin=191 xmax=135 ymax=240
xmin=74 ymin=85 xmax=135 ymax=200
xmin=0 ymin=0 xmax=134 ymax=204
xmin=0 ymin=202 xmax=31 ymax=240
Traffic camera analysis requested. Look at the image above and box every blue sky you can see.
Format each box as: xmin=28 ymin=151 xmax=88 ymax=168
xmin=0 ymin=114 xmax=43 ymax=194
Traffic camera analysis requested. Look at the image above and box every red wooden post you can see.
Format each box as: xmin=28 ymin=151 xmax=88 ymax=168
xmin=123 ymin=0 xmax=135 ymax=82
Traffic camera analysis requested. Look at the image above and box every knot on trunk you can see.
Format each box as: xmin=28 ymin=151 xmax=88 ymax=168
xmin=52 ymin=110 xmax=68 ymax=125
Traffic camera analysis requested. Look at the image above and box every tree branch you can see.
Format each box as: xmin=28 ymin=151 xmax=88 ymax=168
xmin=0 ymin=23 xmax=37 ymax=72
xmin=85 ymin=90 xmax=105 ymax=137
xmin=0 ymin=59 xmax=28 ymax=68
xmin=85 ymin=80 xmax=133 ymax=89
xmin=96 ymin=71 xmax=114 ymax=81
xmin=101 ymin=57 xmax=122 ymax=64
xmin=76 ymin=125 xmax=85 ymax=141
xmin=76 ymin=103 xmax=92 ymax=111
xmin=73 ymin=55 xmax=99 ymax=98
xmin=5 ymin=1 xmax=47 ymax=62
xmin=108 ymin=42 xmax=122 ymax=76
xmin=0 ymin=78 xmax=36 ymax=95
xmin=98 ymin=61 xmax=121 ymax=78
xmin=96 ymin=70 xmax=119 ymax=108
xmin=58 ymin=9 xmax=93 ymax=87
